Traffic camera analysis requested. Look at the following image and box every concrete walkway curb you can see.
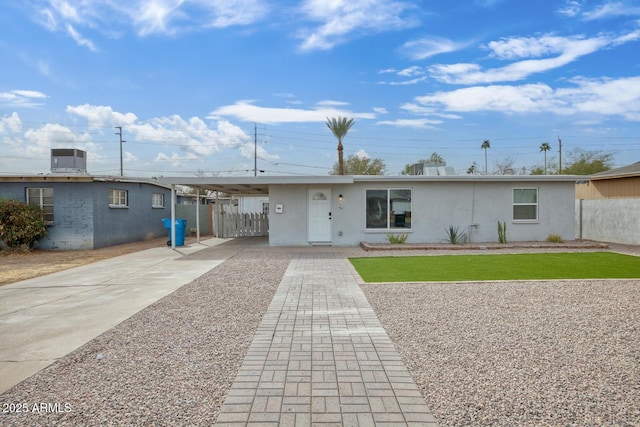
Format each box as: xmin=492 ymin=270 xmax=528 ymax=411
xmin=0 ymin=238 xmax=229 ymax=394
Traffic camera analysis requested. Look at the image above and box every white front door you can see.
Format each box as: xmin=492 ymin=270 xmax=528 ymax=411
xmin=308 ymin=188 xmax=332 ymax=243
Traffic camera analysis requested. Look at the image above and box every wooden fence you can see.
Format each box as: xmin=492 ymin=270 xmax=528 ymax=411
xmin=214 ymin=212 xmax=269 ymax=238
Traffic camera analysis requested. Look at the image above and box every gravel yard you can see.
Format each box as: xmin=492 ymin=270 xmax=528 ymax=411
xmin=362 ymin=278 xmax=640 ymax=426
xmin=1 ymin=241 xmax=638 ymax=426
xmin=0 ymin=250 xmax=290 ymax=426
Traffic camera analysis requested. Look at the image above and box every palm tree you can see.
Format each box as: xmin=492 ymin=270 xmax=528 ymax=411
xmin=539 ymin=142 xmax=551 ymax=174
xmin=326 ymin=117 xmax=355 ymax=175
xmin=481 ymin=139 xmax=491 ymax=174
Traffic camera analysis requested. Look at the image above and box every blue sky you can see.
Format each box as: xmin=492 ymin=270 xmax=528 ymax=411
xmin=1 ymin=0 xmax=639 ymax=177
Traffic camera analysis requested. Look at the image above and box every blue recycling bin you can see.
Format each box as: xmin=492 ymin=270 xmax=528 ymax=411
xmin=162 ymin=218 xmax=187 ymax=246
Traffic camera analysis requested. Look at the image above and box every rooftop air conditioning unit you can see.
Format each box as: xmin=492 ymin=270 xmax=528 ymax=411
xmin=51 ymin=149 xmax=87 ymax=174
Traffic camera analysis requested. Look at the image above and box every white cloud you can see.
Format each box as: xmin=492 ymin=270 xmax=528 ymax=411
xmin=558 ymin=0 xmax=640 ymax=20
xmin=430 ymin=31 xmax=640 ymax=84
xmin=0 ymin=113 xmax=23 ymax=134
xmin=0 ymin=90 xmax=48 ymax=108
xmin=400 ymin=36 xmax=464 ymax=60
xmin=66 ymin=104 xmax=138 ymax=127
xmin=316 ymin=100 xmax=350 ymax=106
xmin=557 ymin=0 xmax=584 ymax=17
xmin=353 ymin=149 xmax=369 ymax=158
xmin=205 ymin=0 xmax=270 ymax=28
xmin=209 ymin=100 xmax=376 ymax=124
xmin=583 ymin=1 xmax=640 ymax=20
xmin=382 ymin=76 xmax=428 ymax=86
xmin=154 ymin=151 xmax=199 ymax=168
xmin=397 ymin=66 xmax=423 ymax=77
xmin=23 ymin=123 xmax=98 ymax=159
xmin=413 ymin=76 xmax=640 ymax=120
xmin=297 ymin=0 xmax=419 ymax=51
xmin=376 ymin=66 xmax=429 ymax=85
xmin=416 ymin=84 xmax=561 ymax=113
xmin=376 ymin=118 xmax=443 ymax=129
xmin=65 ymin=23 xmax=98 ymax=51
xmin=239 ymin=142 xmax=279 ymax=161
xmin=33 ymin=0 xmax=270 ymax=49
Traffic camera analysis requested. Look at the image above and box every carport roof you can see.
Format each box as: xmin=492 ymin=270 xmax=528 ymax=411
xmin=157 ymin=176 xmax=353 ymax=195
xmin=157 ymin=174 xmax=585 ymax=196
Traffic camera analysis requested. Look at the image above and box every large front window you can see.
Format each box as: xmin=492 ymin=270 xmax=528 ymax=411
xmin=513 ymin=188 xmax=538 ymax=221
xmin=366 ymin=189 xmax=412 ymax=229
xmin=26 ymin=188 xmax=54 ymax=223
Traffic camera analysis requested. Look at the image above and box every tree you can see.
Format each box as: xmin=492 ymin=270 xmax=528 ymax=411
xmin=493 ymin=156 xmax=517 ymax=175
xmin=326 ymin=117 xmax=355 ymax=175
xmin=466 ymin=162 xmax=478 ymax=175
xmin=330 ymin=154 xmax=385 ymax=175
xmin=481 ymin=139 xmax=491 ymax=174
xmin=539 ymin=142 xmax=551 ymax=174
xmin=401 ymin=152 xmax=446 ymax=175
xmin=561 ymin=148 xmax=613 ymax=175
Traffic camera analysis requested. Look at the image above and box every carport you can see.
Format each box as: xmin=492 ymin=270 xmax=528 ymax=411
xmin=158 ymin=176 xmax=269 ymax=249
xmin=157 ymin=176 xmax=352 ymax=249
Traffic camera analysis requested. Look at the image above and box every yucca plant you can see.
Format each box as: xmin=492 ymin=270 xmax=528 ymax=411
xmin=444 ymin=225 xmax=466 ymax=244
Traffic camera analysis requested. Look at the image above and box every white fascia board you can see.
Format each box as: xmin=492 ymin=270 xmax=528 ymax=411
xmin=353 ymin=175 xmax=587 ymax=183
xmin=159 ymin=175 xmax=354 ymax=186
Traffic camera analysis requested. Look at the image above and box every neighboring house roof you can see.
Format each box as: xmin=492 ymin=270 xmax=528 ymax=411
xmin=589 ymin=161 xmax=640 ymax=180
xmin=159 ymin=174 xmax=585 ymax=196
xmin=0 ymin=174 xmax=170 ymax=189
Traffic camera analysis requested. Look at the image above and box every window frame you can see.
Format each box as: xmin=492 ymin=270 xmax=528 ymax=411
xmin=26 ymin=187 xmax=54 ymax=223
xmin=365 ymin=188 xmax=412 ymax=231
xmin=109 ymin=189 xmax=128 ymax=208
xmin=512 ymin=187 xmax=538 ymax=222
xmin=152 ymin=192 xmax=165 ymax=208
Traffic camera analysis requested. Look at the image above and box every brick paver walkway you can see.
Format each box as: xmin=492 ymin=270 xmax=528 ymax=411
xmin=215 ymin=253 xmax=439 ymax=426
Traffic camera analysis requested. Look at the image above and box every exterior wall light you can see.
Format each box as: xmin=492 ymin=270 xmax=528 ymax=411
xmin=338 ymin=194 xmax=343 ymax=202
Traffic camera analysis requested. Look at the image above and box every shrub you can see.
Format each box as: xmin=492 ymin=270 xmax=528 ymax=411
xmin=0 ymin=199 xmax=48 ymax=250
xmin=386 ymin=233 xmax=408 ymax=244
xmin=546 ymin=234 xmax=564 ymax=243
xmin=498 ymin=221 xmax=507 ymax=244
xmin=443 ymin=225 xmax=466 ymax=244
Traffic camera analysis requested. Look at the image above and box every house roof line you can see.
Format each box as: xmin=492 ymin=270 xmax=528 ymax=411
xmin=0 ymin=174 xmax=170 ymax=189
xmin=588 ymin=161 xmax=640 ymax=180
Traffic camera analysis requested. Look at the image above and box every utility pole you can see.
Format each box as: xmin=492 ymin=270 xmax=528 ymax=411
xmin=254 ymin=123 xmax=257 ymax=177
xmin=114 ymin=126 xmax=126 ymax=176
xmin=558 ymin=136 xmax=562 ymax=173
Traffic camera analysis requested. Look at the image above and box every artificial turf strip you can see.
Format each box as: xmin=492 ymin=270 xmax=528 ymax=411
xmin=350 ymin=252 xmax=640 ymax=282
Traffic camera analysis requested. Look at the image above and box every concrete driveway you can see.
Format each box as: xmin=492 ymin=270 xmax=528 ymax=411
xmin=0 ymin=237 xmax=230 ymax=394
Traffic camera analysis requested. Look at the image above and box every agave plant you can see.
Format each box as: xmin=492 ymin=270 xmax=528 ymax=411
xmin=444 ymin=225 xmax=466 ymax=244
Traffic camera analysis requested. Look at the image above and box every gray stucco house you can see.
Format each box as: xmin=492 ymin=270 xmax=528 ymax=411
xmin=160 ymin=174 xmax=581 ymax=247
xmin=0 ymin=175 xmax=171 ymax=250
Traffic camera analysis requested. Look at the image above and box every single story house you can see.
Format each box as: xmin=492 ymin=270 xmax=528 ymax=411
xmin=0 ymin=175 xmax=171 ymax=250
xmin=159 ymin=174 xmax=582 ymax=247
xmin=575 ymin=161 xmax=640 ymax=244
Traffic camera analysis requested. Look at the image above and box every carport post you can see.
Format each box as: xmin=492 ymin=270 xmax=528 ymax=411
xmin=171 ymin=184 xmax=176 ymax=250
xmin=196 ymin=187 xmax=201 ymax=243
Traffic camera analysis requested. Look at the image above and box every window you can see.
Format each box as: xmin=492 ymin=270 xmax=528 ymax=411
xmin=262 ymin=202 xmax=269 ymax=215
xmin=513 ymin=188 xmax=538 ymax=221
xmin=109 ymin=189 xmax=128 ymax=207
xmin=366 ymin=189 xmax=412 ymax=229
xmin=152 ymin=193 xmax=165 ymax=208
xmin=26 ymin=188 xmax=54 ymax=223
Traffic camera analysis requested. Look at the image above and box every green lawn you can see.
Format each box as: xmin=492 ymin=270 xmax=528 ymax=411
xmin=350 ymin=252 xmax=640 ymax=282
